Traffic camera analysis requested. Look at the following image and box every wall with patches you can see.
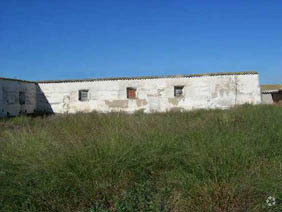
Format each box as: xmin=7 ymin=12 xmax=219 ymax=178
xmin=261 ymin=93 xmax=274 ymax=104
xmin=37 ymin=73 xmax=261 ymax=114
xmin=0 ymin=79 xmax=37 ymax=117
xmin=262 ymin=91 xmax=282 ymax=104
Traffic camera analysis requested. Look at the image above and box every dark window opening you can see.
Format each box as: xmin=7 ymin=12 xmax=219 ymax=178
xmin=19 ymin=92 xmax=26 ymax=105
xmin=272 ymin=91 xmax=282 ymax=104
xmin=79 ymin=90 xmax=89 ymax=101
xmin=174 ymin=86 xmax=184 ymax=97
xmin=127 ymin=87 xmax=136 ymax=99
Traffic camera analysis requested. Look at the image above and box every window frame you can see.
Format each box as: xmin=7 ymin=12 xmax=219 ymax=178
xmin=19 ymin=91 xmax=26 ymax=105
xmin=78 ymin=90 xmax=89 ymax=102
xmin=174 ymin=86 xmax=184 ymax=97
xmin=127 ymin=87 xmax=137 ymax=99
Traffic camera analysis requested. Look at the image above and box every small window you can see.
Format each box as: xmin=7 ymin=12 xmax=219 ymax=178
xmin=174 ymin=86 xmax=184 ymax=97
xmin=127 ymin=87 xmax=136 ymax=99
xmin=79 ymin=90 xmax=89 ymax=101
xmin=19 ymin=91 xmax=25 ymax=105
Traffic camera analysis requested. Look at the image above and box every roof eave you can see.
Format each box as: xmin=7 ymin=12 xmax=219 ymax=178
xmin=37 ymin=71 xmax=258 ymax=84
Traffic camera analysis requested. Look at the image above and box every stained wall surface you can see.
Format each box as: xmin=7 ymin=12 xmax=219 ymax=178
xmin=261 ymin=93 xmax=274 ymax=104
xmin=261 ymin=91 xmax=282 ymax=105
xmin=272 ymin=91 xmax=282 ymax=104
xmin=37 ymin=73 xmax=261 ymax=114
xmin=0 ymin=79 xmax=37 ymax=117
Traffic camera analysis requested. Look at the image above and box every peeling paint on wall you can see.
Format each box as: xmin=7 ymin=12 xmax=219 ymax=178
xmin=0 ymin=72 xmax=262 ymax=117
xmin=0 ymin=80 xmax=38 ymax=117
xmin=136 ymin=99 xmax=148 ymax=107
xmin=168 ymin=97 xmax=183 ymax=106
xmin=63 ymin=95 xmax=70 ymax=113
xmin=105 ymin=100 xmax=129 ymax=108
xmin=38 ymin=73 xmax=261 ymax=114
xmin=170 ymin=107 xmax=185 ymax=112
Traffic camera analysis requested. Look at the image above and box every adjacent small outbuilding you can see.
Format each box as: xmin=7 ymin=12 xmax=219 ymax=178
xmin=0 ymin=78 xmax=37 ymax=117
xmin=261 ymin=85 xmax=282 ymax=105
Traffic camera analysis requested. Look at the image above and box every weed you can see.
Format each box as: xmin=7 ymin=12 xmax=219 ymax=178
xmin=0 ymin=105 xmax=282 ymax=211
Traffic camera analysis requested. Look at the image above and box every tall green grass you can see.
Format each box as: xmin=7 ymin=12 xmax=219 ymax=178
xmin=0 ymin=105 xmax=282 ymax=211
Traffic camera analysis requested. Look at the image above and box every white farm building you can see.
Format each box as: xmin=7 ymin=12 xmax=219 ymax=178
xmin=0 ymin=71 xmax=261 ymax=117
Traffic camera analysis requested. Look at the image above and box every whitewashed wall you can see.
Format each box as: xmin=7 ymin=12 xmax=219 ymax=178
xmin=0 ymin=79 xmax=37 ymax=117
xmin=38 ymin=73 xmax=261 ymax=114
xmin=261 ymin=93 xmax=273 ymax=104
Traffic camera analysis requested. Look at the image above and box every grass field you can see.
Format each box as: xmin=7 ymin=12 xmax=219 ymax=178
xmin=0 ymin=105 xmax=282 ymax=211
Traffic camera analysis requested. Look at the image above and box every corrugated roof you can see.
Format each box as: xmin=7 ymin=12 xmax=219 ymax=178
xmin=37 ymin=71 xmax=258 ymax=84
xmin=0 ymin=71 xmax=258 ymax=84
xmin=0 ymin=77 xmax=34 ymax=83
